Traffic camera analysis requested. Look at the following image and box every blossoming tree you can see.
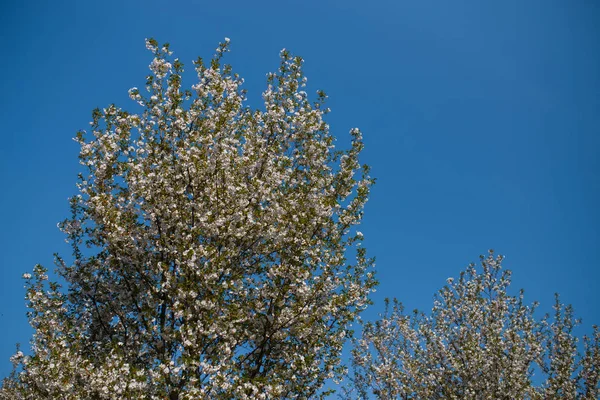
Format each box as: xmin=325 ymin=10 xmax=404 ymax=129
xmin=344 ymin=251 xmax=600 ymax=399
xmin=1 ymin=38 xmax=376 ymax=399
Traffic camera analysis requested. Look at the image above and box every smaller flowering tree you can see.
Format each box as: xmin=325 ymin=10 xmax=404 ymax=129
xmin=344 ymin=251 xmax=600 ymax=399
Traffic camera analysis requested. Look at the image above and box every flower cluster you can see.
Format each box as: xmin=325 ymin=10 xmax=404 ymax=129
xmin=343 ymin=251 xmax=600 ymax=399
xmin=1 ymin=38 xmax=376 ymax=399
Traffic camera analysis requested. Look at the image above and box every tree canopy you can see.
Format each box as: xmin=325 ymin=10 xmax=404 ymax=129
xmin=344 ymin=251 xmax=600 ymax=399
xmin=0 ymin=39 xmax=376 ymax=399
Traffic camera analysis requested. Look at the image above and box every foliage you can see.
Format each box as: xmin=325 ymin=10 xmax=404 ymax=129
xmin=1 ymin=38 xmax=376 ymax=399
xmin=343 ymin=251 xmax=600 ymax=399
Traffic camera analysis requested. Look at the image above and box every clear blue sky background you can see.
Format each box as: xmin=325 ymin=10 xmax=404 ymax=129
xmin=1 ymin=0 xmax=598 ymax=383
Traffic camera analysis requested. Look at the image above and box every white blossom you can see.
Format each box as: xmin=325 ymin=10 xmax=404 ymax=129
xmin=1 ymin=38 xmax=376 ymax=399
xmin=343 ymin=251 xmax=600 ymax=399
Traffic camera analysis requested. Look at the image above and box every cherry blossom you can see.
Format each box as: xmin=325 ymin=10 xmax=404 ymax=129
xmin=344 ymin=251 xmax=600 ymax=399
xmin=1 ymin=38 xmax=376 ymax=399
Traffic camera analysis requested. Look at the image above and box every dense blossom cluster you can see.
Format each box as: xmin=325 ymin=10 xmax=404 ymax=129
xmin=344 ymin=251 xmax=600 ymax=399
xmin=0 ymin=39 xmax=376 ymax=399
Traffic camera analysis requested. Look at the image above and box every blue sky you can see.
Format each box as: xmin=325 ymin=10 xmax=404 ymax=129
xmin=1 ymin=0 xmax=598 ymax=382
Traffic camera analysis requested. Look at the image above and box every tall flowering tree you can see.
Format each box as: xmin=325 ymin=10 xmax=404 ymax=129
xmin=344 ymin=251 xmax=600 ymax=399
xmin=1 ymin=39 xmax=376 ymax=399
